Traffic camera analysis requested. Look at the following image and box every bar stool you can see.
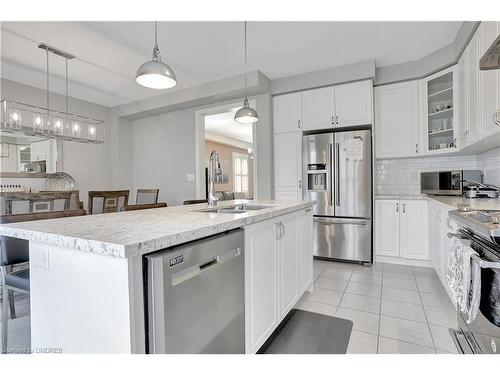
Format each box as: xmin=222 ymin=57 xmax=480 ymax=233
xmin=1 ymin=268 xmax=30 ymax=353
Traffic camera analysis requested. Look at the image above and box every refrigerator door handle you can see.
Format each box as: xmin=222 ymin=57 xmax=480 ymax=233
xmin=328 ymin=143 xmax=334 ymax=206
xmin=335 ymin=142 xmax=340 ymax=207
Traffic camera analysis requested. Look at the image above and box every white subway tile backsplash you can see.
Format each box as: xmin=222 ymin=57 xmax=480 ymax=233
xmin=376 ymin=147 xmax=500 ymax=195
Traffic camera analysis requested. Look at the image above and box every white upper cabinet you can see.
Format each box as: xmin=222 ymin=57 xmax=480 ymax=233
xmin=374 ymin=81 xmax=420 ymax=158
xmin=273 ymin=92 xmax=302 ymax=134
xmin=468 ymin=30 xmax=480 ymax=144
xmin=300 ymin=79 xmax=373 ymax=132
xmin=420 ymin=66 xmax=459 ymax=155
xmin=458 ymin=43 xmax=469 ymax=149
xmin=334 ymin=80 xmax=373 ymax=128
xmin=302 ymin=86 xmax=334 ymax=131
xmin=479 ymin=22 xmax=500 ymax=138
xmin=399 ymin=200 xmax=429 ymax=260
xmin=273 ymin=132 xmax=302 ymax=193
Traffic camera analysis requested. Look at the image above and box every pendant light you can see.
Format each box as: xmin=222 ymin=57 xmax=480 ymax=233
xmin=136 ymin=21 xmax=177 ymax=89
xmin=234 ymin=21 xmax=259 ymax=124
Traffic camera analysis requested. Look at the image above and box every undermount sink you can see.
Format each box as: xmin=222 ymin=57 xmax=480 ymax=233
xmin=197 ymin=204 xmax=274 ymax=214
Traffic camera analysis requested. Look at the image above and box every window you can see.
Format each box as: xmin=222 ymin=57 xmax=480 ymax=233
xmin=232 ymin=152 xmax=249 ymax=193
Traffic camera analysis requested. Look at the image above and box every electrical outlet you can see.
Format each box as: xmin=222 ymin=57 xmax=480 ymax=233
xmin=32 ymin=248 xmax=50 ymax=270
xmin=186 ymin=174 xmax=195 ymax=182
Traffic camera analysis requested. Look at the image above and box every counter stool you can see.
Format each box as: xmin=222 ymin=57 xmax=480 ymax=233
xmin=2 ymin=268 xmax=30 ymax=353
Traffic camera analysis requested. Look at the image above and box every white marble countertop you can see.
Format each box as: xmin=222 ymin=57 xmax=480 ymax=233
xmin=375 ymin=194 xmax=500 ymax=210
xmin=0 ymin=200 xmax=313 ymax=258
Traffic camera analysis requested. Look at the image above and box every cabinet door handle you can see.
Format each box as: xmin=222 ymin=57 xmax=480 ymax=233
xmin=331 ymin=115 xmax=335 ymax=126
xmin=298 ymin=180 xmax=302 ymax=189
xmin=403 ymin=203 xmax=406 ymax=213
xmin=298 ymin=119 xmax=301 ymax=129
xmin=275 ymin=223 xmax=280 ymax=240
xmin=335 ymin=115 xmax=339 ymax=125
xmin=396 ymin=202 xmax=399 ymax=213
xmin=415 ymin=144 xmax=419 ymax=154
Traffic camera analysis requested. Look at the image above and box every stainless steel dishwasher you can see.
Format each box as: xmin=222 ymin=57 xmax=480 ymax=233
xmin=145 ymin=229 xmax=245 ymax=353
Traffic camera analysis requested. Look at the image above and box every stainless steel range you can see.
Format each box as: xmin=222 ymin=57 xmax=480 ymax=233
xmin=448 ymin=209 xmax=500 ymax=354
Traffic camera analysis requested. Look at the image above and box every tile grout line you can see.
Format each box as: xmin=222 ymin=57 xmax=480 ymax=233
xmin=413 ymin=269 xmax=438 ymax=352
xmin=376 ymin=263 xmax=384 ymax=353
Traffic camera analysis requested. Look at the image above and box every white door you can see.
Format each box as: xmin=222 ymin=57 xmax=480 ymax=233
xmin=375 ymin=199 xmax=400 ymax=257
xmin=273 ymin=92 xmax=302 ymax=134
xmin=400 ymin=200 xmax=429 ymax=260
xmin=273 ymin=132 xmax=302 ymax=192
xmin=374 ymin=81 xmax=420 ymax=158
xmin=479 ymin=22 xmax=500 ymax=138
xmin=334 ymin=80 xmax=373 ymax=128
xmin=278 ymin=213 xmax=300 ymax=319
xmin=458 ymin=44 xmax=469 ymax=148
xmin=299 ymin=208 xmax=313 ymax=293
xmin=302 ymin=86 xmax=334 ymax=131
xmin=468 ymin=29 xmax=480 ymax=144
xmin=428 ymin=202 xmax=442 ymax=278
xmin=244 ymin=219 xmax=279 ymax=353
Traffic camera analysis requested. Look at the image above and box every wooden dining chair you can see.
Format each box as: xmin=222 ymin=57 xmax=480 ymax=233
xmin=88 ymin=190 xmax=130 ymax=214
xmin=136 ymin=189 xmax=160 ymax=205
xmin=120 ymin=202 xmax=167 ymax=211
xmin=183 ymin=199 xmax=208 ymax=205
xmin=1 ymin=192 xmax=72 ymax=215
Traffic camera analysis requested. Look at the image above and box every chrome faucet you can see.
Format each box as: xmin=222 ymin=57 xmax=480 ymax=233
xmin=208 ymin=150 xmax=222 ymax=207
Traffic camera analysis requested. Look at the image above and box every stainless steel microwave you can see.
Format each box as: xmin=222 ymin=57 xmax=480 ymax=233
xmin=420 ymin=170 xmax=482 ymax=196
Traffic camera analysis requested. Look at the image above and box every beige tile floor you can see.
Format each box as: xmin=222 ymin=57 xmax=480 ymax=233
xmin=296 ymin=260 xmax=459 ymax=354
xmin=1 ymin=261 xmax=460 ymax=354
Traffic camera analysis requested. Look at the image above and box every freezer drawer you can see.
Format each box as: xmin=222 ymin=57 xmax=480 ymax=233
xmin=313 ymin=217 xmax=372 ymax=263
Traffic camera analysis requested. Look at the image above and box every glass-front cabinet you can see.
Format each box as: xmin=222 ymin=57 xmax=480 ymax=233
xmin=420 ymin=66 xmax=459 ymax=155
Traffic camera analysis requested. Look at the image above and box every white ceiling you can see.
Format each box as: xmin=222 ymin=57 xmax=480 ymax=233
xmin=204 ymin=109 xmax=253 ymax=144
xmin=0 ymin=21 xmax=462 ymax=107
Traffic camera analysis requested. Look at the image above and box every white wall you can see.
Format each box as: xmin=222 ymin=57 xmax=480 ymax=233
xmin=376 ymin=147 xmax=500 ymax=195
xmin=131 ymin=109 xmax=197 ymax=206
xmin=0 ymin=79 xmax=112 ymax=208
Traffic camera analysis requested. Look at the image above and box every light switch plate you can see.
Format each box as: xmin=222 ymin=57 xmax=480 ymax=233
xmin=186 ymin=173 xmax=195 ymax=182
xmin=32 ymin=248 xmax=50 ymax=270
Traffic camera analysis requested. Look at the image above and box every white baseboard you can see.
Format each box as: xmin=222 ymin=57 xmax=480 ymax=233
xmin=375 ymin=255 xmax=433 ymax=268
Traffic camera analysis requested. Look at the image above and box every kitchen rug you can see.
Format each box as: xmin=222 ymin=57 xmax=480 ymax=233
xmin=258 ymin=309 xmax=353 ymax=354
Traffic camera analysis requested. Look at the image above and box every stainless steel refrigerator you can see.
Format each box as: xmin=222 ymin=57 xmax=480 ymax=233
xmin=303 ymin=129 xmax=372 ymax=264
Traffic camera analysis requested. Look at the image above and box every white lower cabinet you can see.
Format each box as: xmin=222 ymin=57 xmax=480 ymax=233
xmin=244 ymin=217 xmax=278 ymax=354
xmin=278 ymin=213 xmax=300 ymax=319
xmin=375 ymin=199 xmax=429 ymax=261
xmin=428 ymin=201 xmax=455 ymax=302
xmin=375 ymin=199 xmax=401 ymax=257
xmin=244 ymin=208 xmax=313 ymax=353
xmin=400 ymin=200 xmax=429 ymax=260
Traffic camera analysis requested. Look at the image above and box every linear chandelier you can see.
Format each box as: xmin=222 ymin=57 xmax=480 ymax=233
xmin=0 ymin=43 xmax=105 ymax=144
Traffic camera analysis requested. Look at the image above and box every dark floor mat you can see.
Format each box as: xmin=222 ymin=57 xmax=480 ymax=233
xmin=258 ymin=309 xmax=353 ymax=354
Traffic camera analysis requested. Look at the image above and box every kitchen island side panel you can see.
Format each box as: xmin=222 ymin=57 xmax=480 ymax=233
xmin=29 ymin=242 xmax=134 ymax=353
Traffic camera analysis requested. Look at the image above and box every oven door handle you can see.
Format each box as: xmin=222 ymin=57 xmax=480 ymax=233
xmin=447 ymin=232 xmax=500 ymax=269
xmin=471 ymin=253 xmax=500 ymax=269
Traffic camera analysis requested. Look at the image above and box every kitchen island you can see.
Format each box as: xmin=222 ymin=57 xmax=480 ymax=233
xmin=0 ymin=200 xmax=314 ymax=354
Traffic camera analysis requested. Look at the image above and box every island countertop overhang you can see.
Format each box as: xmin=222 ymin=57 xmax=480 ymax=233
xmin=0 ymin=200 xmax=314 ymax=258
